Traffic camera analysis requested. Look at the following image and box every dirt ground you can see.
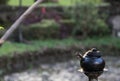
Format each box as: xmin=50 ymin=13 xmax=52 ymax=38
xmin=3 ymin=56 xmax=120 ymax=81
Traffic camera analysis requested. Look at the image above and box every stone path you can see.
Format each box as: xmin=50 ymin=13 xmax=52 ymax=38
xmin=4 ymin=56 xmax=120 ymax=81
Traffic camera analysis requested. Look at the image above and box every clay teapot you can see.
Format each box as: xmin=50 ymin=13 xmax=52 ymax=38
xmin=77 ymin=48 xmax=105 ymax=72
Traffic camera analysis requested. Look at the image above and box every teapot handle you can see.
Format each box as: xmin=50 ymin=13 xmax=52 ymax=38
xmin=76 ymin=52 xmax=83 ymax=59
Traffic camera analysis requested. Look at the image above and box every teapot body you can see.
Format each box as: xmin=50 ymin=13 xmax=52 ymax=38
xmin=80 ymin=56 xmax=105 ymax=72
xmin=78 ymin=48 xmax=105 ymax=72
xmin=77 ymin=48 xmax=106 ymax=80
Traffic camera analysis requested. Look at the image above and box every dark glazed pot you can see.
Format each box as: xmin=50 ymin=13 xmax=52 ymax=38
xmin=79 ymin=48 xmax=105 ymax=72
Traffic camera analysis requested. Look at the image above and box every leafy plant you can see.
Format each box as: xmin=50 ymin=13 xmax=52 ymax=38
xmin=65 ymin=2 xmax=110 ymax=38
xmin=0 ymin=26 xmax=4 ymax=30
xmin=22 ymin=20 xmax=60 ymax=40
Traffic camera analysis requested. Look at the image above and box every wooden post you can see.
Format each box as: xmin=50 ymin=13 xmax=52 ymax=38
xmin=0 ymin=0 xmax=43 ymax=45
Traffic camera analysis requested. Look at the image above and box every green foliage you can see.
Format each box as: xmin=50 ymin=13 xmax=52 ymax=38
xmin=59 ymin=0 xmax=102 ymax=6
xmin=0 ymin=26 xmax=4 ymax=37
xmin=8 ymin=0 xmax=33 ymax=6
xmin=0 ymin=26 xmax=4 ymax=30
xmin=65 ymin=2 xmax=110 ymax=38
xmin=8 ymin=0 xmax=103 ymax=6
xmin=1 ymin=36 xmax=120 ymax=56
xmin=22 ymin=20 xmax=60 ymax=40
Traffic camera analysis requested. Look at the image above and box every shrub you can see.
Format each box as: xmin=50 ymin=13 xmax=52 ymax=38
xmin=22 ymin=20 xmax=60 ymax=40
xmin=64 ymin=2 xmax=111 ymax=38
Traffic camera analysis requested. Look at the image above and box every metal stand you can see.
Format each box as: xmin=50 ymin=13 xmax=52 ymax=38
xmin=89 ymin=78 xmax=98 ymax=81
xmin=77 ymin=48 xmax=106 ymax=81
xmin=84 ymin=71 xmax=103 ymax=81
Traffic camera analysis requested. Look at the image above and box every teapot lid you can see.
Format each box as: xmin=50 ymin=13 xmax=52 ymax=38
xmin=84 ymin=48 xmax=101 ymax=57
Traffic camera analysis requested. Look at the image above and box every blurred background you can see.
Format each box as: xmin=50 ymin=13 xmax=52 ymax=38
xmin=0 ymin=0 xmax=120 ymax=81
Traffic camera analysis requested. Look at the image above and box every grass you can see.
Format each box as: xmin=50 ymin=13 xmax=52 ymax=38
xmin=8 ymin=0 xmax=103 ymax=6
xmin=8 ymin=0 xmax=74 ymax=6
xmin=30 ymin=19 xmax=59 ymax=28
xmin=8 ymin=0 xmax=75 ymax=6
xmin=8 ymin=0 xmax=34 ymax=6
xmin=0 ymin=36 xmax=120 ymax=56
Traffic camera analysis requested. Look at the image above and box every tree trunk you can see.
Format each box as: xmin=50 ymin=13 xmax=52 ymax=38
xmin=0 ymin=0 xmax=43 ymax=46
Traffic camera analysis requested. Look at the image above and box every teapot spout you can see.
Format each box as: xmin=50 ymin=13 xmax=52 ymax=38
xmin=76 ymin=52 xmax=83 ymax=59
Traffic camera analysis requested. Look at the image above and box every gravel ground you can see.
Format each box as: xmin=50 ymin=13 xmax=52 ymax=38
xmin=3 ymin=56 xmax=120 ymax=81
